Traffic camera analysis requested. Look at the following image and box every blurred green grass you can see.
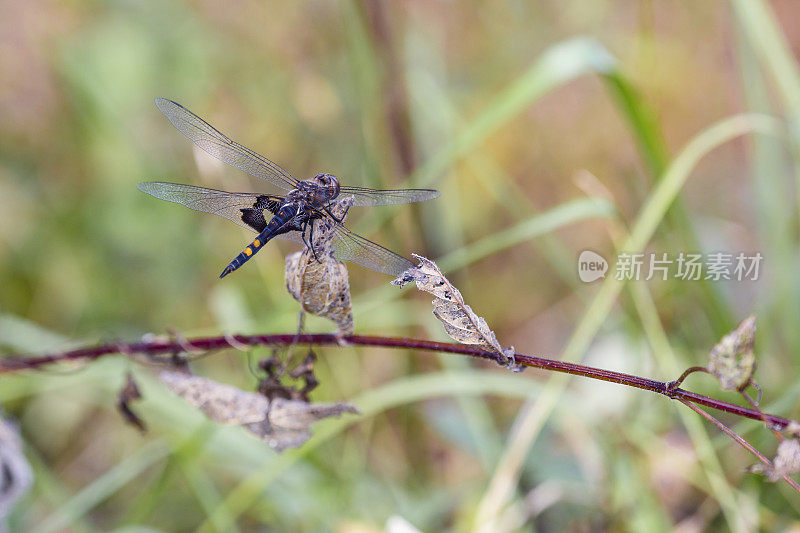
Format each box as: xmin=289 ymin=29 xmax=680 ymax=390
xmin=2 ymin=1 xmax=800 ymax=531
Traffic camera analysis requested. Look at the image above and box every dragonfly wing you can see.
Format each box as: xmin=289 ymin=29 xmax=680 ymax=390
xmin=315 ymin=219 xmax=414 ymax=276
xmin=155 ymin=98 xmax=299 ymax=191
xmin=137 ymin=182 xmax=286 ymax=232
xmin=337 ymin=186 xmax=440 ymax=207
xmin=273 ymin=230 xmax=304 ymax=245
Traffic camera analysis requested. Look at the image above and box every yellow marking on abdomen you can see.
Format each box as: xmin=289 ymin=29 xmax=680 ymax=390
xmin=253 ymin=239 xmax=261 ymax=247
xmin=244 ymin=247 xmax=253 ymax=256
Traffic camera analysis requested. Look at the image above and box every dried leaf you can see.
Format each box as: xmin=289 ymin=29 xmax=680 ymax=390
xmin=243 ymin=399 xmax=357 ymax=451
xmin=708 ymin=315 xmax=756 ymax=390
xmin=0 ymin=415 xmax=32 ymax=527
xmin=117 ymin=372 xmax=147 ymax=433
xmin=159 ymin=371 xmax=358 ymax=451
xmin=160 ymin=370 xmax=272 ymax=424
xmin=392 ymin=254 xmax=520 ymax=371
xmin=285 ymin=198 xmax=353 ymax=335
xmin=749 ymin=438 xmax=800 ymax=482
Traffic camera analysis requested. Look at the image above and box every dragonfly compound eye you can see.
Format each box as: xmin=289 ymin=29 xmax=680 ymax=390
xmin=314 ymin=173 xmax=339 ymax=198
xmin=327 ymin=174 xmax=340 ymax=197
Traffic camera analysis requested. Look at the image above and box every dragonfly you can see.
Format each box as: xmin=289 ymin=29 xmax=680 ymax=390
xmin=138 ymin=98 xmax=439 ymax=278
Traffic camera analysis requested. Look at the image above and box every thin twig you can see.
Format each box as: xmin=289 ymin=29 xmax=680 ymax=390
xmin=0 ymin=333 xmax=794 ymax=430
xmin=739 ymin=381 xmax=784 ymax=442
xmin=666 ymin=366 xmax=710 ymax=390
xmin=680 ymin=398 xmax=800 ymax=494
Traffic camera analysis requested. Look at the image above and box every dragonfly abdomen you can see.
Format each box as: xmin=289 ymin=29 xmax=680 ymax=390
xmin=219 ymin=204 xmax=298 ymax=278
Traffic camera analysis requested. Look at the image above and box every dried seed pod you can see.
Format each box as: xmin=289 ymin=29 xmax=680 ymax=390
xmin=285 ymin=198 xmax=354 ymax=335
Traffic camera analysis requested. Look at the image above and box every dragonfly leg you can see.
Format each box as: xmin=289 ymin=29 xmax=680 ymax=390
xmin=300 ymin=220 xmax=311 ymax=250
xmin=299 ymin=220 xmax=320 ymax=262
xmin=306 ymin=220 xmax=321 ymax=263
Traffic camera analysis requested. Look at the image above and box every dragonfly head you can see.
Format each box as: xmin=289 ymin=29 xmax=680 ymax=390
xmin=312 ymin=173 xmax=340 ymax=201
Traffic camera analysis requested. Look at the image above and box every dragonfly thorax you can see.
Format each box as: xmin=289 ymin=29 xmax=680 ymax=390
xmin=299 ymin=173 xmax=340 ymax=205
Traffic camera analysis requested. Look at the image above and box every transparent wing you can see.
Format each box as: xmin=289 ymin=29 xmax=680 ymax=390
xmin=316 ymin=219 xmax=414 ymax=276
xmin=337 ymin=186 xmax=440 ymax=207
xmin=155 ymin=98 xmax=299 ymax=191
xmin=138 ymin=182 xmax=274 ymax=231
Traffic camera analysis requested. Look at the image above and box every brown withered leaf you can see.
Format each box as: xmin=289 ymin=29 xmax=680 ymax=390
xmin=159 ymin=371 xmax=268 ymax=424
xmin=285 ymin=197 xmax=354 ymax=335
xmin=708 ymin=315 xmax=756 ymax=391
xmin=159 ymin=371 xmax=358 ymax=451
xmin=749 ymin=438 xmax=800 ymax=482
xmin=243 ymin=399 xmax=357 ymax=451
xmin=0 ymin=415 xmax=32 ymax=526
xmin=392 ymin=254 xmax=520 ymax=371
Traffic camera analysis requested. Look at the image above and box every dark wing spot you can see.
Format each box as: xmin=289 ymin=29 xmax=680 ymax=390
xmin=240 ymin=195 xmax=282 ymax=232
xmin=240 ymin=208 xmax=266 ymax=232
xmin=255 ymin=195 xmax=283 ymax=215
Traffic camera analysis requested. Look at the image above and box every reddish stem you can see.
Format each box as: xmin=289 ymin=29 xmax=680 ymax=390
xmin=0 ymin=333 xmax=794 ymax=430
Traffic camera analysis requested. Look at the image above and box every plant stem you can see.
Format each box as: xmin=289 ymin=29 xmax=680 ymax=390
xmin=1 ymin=333 xmax=794 ymax=430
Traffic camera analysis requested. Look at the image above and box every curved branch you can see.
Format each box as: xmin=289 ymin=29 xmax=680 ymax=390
xmin=0 ymin=333 xmax=793 ymax=429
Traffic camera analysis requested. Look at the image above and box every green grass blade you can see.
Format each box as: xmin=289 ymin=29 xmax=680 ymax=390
xmin=603 ymin=73 xmax=669 ymax=177
xmin=0 ymin=314 xmax=70 ymax=353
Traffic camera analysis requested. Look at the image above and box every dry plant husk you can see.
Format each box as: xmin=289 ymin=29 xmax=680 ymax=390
xmin=285 ymin=197 xmax=353 ymax=335
xmin=159 ymin=370 xmax=358 ymax=451
xmin=393 ymin=254 xmax=520 ymax=371
xmin=708 ymin=315 xmax=756 ymax=391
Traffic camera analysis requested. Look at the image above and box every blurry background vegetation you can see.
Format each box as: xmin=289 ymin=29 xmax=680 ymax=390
xmin=2 ymin=0 xmax=800 ymax=530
